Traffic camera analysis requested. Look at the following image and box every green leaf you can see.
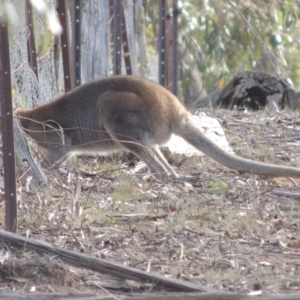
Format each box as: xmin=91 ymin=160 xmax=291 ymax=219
xmin=210 ymin=175 xmax=229 ymax=192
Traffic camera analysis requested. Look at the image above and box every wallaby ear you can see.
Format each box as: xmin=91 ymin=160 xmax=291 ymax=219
xmin=15 ymin=109 xmax=30 ymax=129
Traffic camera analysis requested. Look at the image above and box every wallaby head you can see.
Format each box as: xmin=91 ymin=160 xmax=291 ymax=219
xmin=16 ymin=75 xmax=300 ymax=180
xmin=15 ymin=106 xmax=72 ymax=167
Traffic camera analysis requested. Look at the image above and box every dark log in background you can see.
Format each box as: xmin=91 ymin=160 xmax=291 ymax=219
xmin=192 ymin=70 xmax=300 ymax=111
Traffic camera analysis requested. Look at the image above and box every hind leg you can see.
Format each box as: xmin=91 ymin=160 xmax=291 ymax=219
xmin=100 ymin=92 xmax=174 ymax=179
xmin=104 ymin=126 xmax=170 ymax=179
xmin=117 ymin=140 xmax=170 ymax=179
xmin=150 ymin=146 xmax=178 ymax=178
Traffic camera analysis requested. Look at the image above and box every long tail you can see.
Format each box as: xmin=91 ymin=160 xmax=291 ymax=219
xmin=174 ymin=118 xmax=300 ymax=178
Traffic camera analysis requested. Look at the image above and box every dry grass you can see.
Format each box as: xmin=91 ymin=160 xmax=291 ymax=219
xmin=1 ymin=108 xmax=300 ymax=295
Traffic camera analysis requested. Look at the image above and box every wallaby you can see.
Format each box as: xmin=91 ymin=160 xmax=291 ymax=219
xmin=15 ymin=75 xmax=300 ymax=180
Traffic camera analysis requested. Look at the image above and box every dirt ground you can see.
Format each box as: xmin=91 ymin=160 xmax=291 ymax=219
xmin=1 ymin=108 xmax=300 ymax=296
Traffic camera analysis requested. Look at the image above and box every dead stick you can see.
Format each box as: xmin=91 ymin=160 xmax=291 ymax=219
xmin=0 ymin=229 xmax=217 ymax=293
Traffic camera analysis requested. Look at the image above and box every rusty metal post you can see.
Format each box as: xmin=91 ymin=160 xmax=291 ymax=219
xmin=121 ymin=4 xmax=132 ymax=75
xmin=57 ymin=0 xmax=73 ymax=92
xmin=172 ymin=0 xmax=180 ymax=96
xmin=25 ymin=0 xmax=38 ymax=79
xmin=158 ymin=0 xmax=166 ymax=86
xmin=0 ymin=22 xmax=17 ymax=232
xmin=109 ymin=0 xmax=115 ymax=69
xmin=113 ymin=0 xmax=122 ymax=75
xmin=72 ymin=0 xmax=81 ymax=87
xmin=165 ymin=10 xmax=172 ymax=90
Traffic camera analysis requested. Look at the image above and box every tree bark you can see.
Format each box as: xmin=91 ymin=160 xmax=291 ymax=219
xmin=81 ymin=0 xmax=110 ymax=82
xmin=134 ymin=0 xmax=148 ymax=76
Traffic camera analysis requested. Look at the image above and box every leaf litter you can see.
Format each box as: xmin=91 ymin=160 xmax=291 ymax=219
xmin=2 ymin=109 xmax=300 ymax=295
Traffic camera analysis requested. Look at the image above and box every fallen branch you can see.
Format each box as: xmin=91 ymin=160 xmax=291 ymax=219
xmin=270 ymin=189 xmax=300 ymax=199
xmin=0 ymin=293 xmax=110 ymax=300
xmin=0 ymin=229 xmax=216 ymax=293
xmin=120 ymin=292 xmax=300 ymax=300
xmin=14 ymin=119 xmax=47 ymax=189
xmin=1 ymin=292 xmax=300 ymax=300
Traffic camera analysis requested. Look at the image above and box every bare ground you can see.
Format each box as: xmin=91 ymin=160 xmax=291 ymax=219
xmin=1 ymin=108 xmax=300 ymax=296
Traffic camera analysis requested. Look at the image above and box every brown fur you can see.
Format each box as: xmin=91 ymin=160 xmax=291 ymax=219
xmin=15 ymin=75 xmax=300 ymax=179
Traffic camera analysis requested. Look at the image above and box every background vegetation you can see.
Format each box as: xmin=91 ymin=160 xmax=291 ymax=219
xmin=146 ymin=0 xmax=300 ymax=95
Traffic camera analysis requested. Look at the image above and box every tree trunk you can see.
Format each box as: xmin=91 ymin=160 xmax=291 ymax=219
xmin=81 ymin=0 xmax=110 ymax=82
xmin=134 ymin=0 xmax=148 ymax=77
